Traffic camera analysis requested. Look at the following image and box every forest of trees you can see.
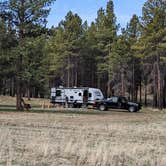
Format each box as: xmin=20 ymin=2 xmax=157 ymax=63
xmin=0 ymin=0 xmax=166 ymax=110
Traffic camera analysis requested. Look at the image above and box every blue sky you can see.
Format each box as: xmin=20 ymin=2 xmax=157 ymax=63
xmin=47 ymin=0 xmax=147 ymax=28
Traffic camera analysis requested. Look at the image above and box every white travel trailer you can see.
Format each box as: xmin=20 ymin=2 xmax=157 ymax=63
xmin=50 ymin=87 xmax=104 ymax=107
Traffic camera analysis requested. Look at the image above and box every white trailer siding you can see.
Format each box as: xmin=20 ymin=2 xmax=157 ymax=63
xmin=88 ymin=88 xmax=104 ymax=104
xmin=50 ymin=87 xmax=104 ymax=105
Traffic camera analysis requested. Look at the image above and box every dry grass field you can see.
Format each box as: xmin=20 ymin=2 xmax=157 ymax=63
xmin=0 ymin=95 xmax=49 ymax=108
xmin=0 ymin=96 xmax=166 ymax=165
xmin=0 ymin=108 xmax=166 ymax=166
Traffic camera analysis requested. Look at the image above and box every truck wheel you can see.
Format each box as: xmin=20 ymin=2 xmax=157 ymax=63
xmin=99 ymin=104 xmax=106 ymax=111
xmin=128 ymin=106 xmax=135 ymax=112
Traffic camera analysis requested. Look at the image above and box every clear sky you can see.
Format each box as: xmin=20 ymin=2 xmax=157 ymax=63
xmin=47 ymin=0 xmax=147 ymax=28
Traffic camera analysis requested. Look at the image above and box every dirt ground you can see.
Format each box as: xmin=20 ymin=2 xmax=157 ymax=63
xmin=0 ymin=109 xmax=166 ymax=166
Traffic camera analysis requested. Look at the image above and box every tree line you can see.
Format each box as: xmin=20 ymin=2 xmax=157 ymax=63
xmin=0 ymin=0 xmax=165 ymax=110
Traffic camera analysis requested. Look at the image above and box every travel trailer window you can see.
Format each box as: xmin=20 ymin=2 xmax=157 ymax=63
xmin=89 ymin=93 xmax=92 ymax=97
xmin=56 ymin=90 xmax=61 ymax=96
xmin=79 ymin=93 xmax=82 ymax=96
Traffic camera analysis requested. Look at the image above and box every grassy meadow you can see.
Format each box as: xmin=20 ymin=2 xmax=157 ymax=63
xmin=0 ymin=96 xmax=166 ymax=165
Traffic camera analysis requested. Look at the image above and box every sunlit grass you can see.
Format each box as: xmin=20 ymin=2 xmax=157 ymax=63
xmin=0 ymin=95 xmax=49 ymax=108
xmin=0 ymin=110 xmax=166 ymax=165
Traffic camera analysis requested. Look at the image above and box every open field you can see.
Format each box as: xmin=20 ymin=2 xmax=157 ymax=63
xmin=0 ymin=108 xmax=166 ymax=166
xmin=0 ymin=95 xmax=49 ymax=108
xmin=0 ymin=96 xmax=166 ymax=165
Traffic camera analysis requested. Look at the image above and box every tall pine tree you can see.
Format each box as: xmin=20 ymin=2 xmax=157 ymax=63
xmin=0 ymin=0 xmax=55 ymax=110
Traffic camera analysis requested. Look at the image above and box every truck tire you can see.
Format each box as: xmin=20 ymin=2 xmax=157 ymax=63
xmin=128 ymin=106 xmax=136 ymax=112
xmin=99 ymin=104 xmax=106 ymax=111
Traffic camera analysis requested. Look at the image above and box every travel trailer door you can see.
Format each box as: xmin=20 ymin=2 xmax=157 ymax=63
xmin=83 ymin=89 xmax=88 ymax=104
xmin=55 ymin=89 xmax=65 ymax=103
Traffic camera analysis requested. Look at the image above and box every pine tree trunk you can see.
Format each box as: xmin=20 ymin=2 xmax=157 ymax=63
xmin=0 ymin=81 xmax=1 ymax=95
xmin=3 ymin=79 xmax=6 ymax=95
xmin=71 ymin=56 xmax=74 ymax=87
xmin=75 ymin=70 xmax=78 ymax=87
xmin=9 ymin=78 xmax=13 ymax=96
xmin=129 ymin=86 xmax=131 ymax=101
xmin=16 ymin=54 xmax=23 ymax=110
xmin=107 ymin=81 xmax=111 ymax=98
xmin=121 ymin=68 xmax=125 ymax=96
xmin=97 ymin=75 xmax=101 ymax=89
xmin=132 ymin=63 xmax=135 ymax=101
xmin=144 ymin=82 xmax=147 ymax=106
xmin=67 ymin=56 xmax=70 ymax=87
xmin=163 ymin=76 xmax=166 ymax=108
xmin=27 ymin=81 xmax=31 ymax=101
xmin=16 ymin=76 xmax=22 ymax=110
xmin=156 ymin=53 xmax=162 ymax=110
xmin=156 ymin=58 xmax=162 ymax=110
xmin=139 ymin=78 xmax=142 ymax=104
xmin=75 ymin=58 xmax=78 ymax=86
xmin=12 ymin=77 xmax=15 ymax=97
xmin=153 ymin=64 xmax=157 ymax=108
xmin=74 ymin=64 xmax=78 ymax=87
xmin=135 ymin=87 xmax=138 ymax=103
xmin=91 ymin=64 xmax=95 ymax=87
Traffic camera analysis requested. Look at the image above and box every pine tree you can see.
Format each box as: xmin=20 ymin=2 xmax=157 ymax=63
xmin=109 ymin=32 xmax=131 ymax=97
xmin=0 ymin=0 xmax=55 ymax=110
xmin=0 ymin=13 xmax=17 ymax=96
xmin=95 ymin=0 xmax=117 ymax=96
xmin=47 ymin=11 xmax=83 ymax=87
xmin=126 ymin=14 xmax=141 ymax=102
xmin=135 ymin=0 xmax=166 ymax=109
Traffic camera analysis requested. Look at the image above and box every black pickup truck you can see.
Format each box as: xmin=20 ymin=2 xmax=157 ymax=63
xmin=95 ymin=96 xmax=141 ymax=112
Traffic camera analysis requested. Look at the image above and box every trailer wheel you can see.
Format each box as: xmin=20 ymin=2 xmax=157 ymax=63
xmin=82 ymin=104 xmax=87 ymax=109
xmin=68 ymin=104 xmax=74 ymax=108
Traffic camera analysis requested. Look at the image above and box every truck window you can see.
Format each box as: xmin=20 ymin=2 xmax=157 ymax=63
xmin=56 ymin=90 xmax=61 ymax=96
xmin=79 ymin=93 xmax=82 ymax=96
xmin=112 ymin=97 xmax=118 ymax=103
xmin=121 ymin=97 xmax=127 ymax=103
